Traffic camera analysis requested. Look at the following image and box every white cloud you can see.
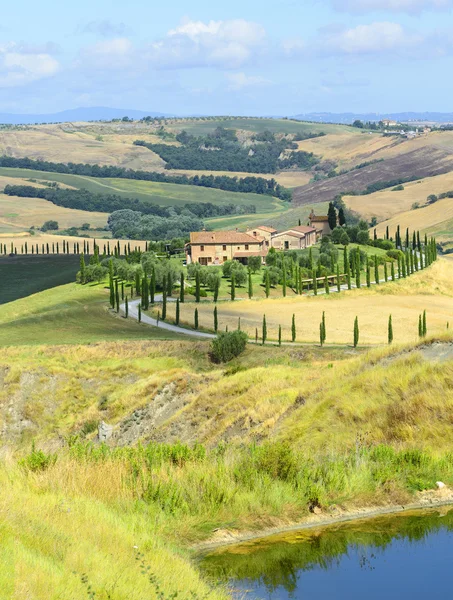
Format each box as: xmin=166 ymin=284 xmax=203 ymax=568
xmin=0 ymin=43 xmax=59 ymax=87
xmin=331 ymin=0 xmax=452 ymax=13
xmin=81 ymin=38 xmax=134 ymax=70
xmin=77 ymin=20 xmax=128 ymax=37
xmin=226 ymin=72 xmax=271 ymax=90
xmin=285 ymin=22 xmax=421 ymax=57
xmin=326 ymin=22 xmax=419 ymax=54
xmin=147 ymin=19 xmax=266 ymax=69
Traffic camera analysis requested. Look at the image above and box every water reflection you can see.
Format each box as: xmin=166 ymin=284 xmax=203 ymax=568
xmin=200 ymin=508 xmax=453 ymax=599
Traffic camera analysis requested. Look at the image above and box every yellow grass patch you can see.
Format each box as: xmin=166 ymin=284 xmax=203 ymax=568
xmin=170 ymin=260 xmax=453 ymax=345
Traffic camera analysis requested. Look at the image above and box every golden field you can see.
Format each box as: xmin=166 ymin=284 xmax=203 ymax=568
xmin=165 ymin=260 xmax=453 ymax=346
xmin=0 ymin=232 xmax=147 ymax=253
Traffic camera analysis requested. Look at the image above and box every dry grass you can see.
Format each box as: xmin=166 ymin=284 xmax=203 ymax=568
xmin=0 ymin=192 xmax=108 ymax=231
xmin=372 ymin=197 xmax=453 ymax=243
xmin=346 ymin=171 xmax=453 ymax=223
xmin=170 ymin=260 xmax=453 ymax=345
xmin=0 ymin=124 xmax=166 ymax=171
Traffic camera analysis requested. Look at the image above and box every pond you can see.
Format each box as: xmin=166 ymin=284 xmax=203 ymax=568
xmin=200 ymin=508 xmax=453 ymax=599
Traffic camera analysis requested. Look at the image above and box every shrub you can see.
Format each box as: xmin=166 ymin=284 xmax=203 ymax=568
xmin=392 ymin=184 xmax=404 ymax=191
xmin=185 ymin=286 xmax=207 ymax=297
xmin=19 ymin=443 xmax=57 ymax=472
xmin=356 ymin=230 xmax=370 ymax=245
xmin=386 ymin=249 xmax=404 ymax=260
xmin=210 ymin=331 xmax=248 ymax=363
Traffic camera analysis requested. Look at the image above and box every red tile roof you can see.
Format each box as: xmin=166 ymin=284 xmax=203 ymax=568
xmin=288 ymin=225 xmax=317 ymax=234
xmin=310 ymin=216 xmax=329 ymax=222
xmin=254 ymin=225 xmax=277 ymax=233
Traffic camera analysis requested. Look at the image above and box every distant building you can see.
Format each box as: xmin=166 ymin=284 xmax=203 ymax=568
xmin=309 ymin=211 xmax=333 ymax=239
xmin=186 ymin=231 xmax=265 ymax=265
xmin=382 ymin=119 xmax=398 ymax=127
xmin=271 ymin=225 xmax=317 ymax=251
xmin=247 ymin=225 xmax=277 ymax=247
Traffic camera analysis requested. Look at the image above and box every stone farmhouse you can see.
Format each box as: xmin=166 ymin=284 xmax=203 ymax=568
xmin=186 ymin=212 xmax=333 ymax=265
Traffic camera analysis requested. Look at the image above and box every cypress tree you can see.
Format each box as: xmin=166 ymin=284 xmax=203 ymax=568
xmin=282 ymin=264 xmax=287 ymax=297
xmin=214 ymin=306 xmax=218 ymax=332
xmin=214 ymin=278 xmax=220 ymax=303
xmin=409 ymin=250 xmax=414 ymax=274
xmin=309 ymin=247 xmax=314 ymax=272
xmin=292 ymin=314 xmax=296 ymax=342
xmin=79 ymin=254 xmax=86 ymax=284
xmin=418 ymin=314 xmax=423 ymax=338
xmin=417 ymin=231 xmax=421 ymax=252
xmin=414 ymin=250 xmax=419 ymax=272
xmin=180 ymin=272 xmax=185 ymax=303
xmin=195 ymin=270 xmax=201 ymax=303
xmin=423 ymin=310 xmax=427 ymax=336
xmin=115 ymin=280 xmax=119 ymax=313
xmin=374 ymin=228 xmax=377 ymax=241
xmin=386 ymin=225 xmax=389 ymax=240
xmin=109 ymin=275 xmax=115 ymax=308
xmin=138 ymin=304 xmax=141 ymax=323
xmin=339 ymin=206 xmax=346 ymax=226
xmin=150 ymin=268 xmax=156 ymax=304
xmin=130 ymin=283 xmax=134 ymax=299
xmin=353 ymin=316 xmax=359 ymax=348
xmin=319 ymin=322 xmax=324 ymax=347
xmin=412 ymin=231 xmax=416 ymax=250
xmin=374 ymin=256 xmax=379 ymax=284
xmin=321 ymin=311 xmax=326 ymax=346
xmin=167 ymin=272 xmax=172 ymax=297
xmin=175 ymin=298 xmax=180 ymax=325
xmin=25 ymin=242 xmax=28 ymax=254
xmin=248 ymin=269 xmax=253 ymax=299
xmin=121 ymin=281 xmax=124 ymax=301
xmin=366 ymin=264 xmax=371 ymax=288
xmin=355 ymin=252 xmax=361 ymax=289
xmin=401 ymin=256 xmax=406 ymax=278
xmin=255 ymin=328 xmax=258 ymax=344
xmin=238 ymin=317 xmax=241 ymax=331
xmin=405 ymin=250 xmax=410 ymax=276
xmin=230 ymin=271 xmax=236 ymax=301
xmin=162 ymin=276 xmax=167 ymax=320
xmin=336 ymin=263 xmax=341 ymax=292
xmin=135 ymin=270 xmax=141 ymax=296
xmin=388 ymin=314 xmax=393 ymax=344
xmin=262 ymin=314 xmax=267 ymax=345
xmin=384 ymin=261 xmax=388 ymax=282
xmin=265 ymin=270 xmax=270 ymax=298
xmin=46 ymin=243 xmax=49 ymax=254
xmin=125 ymin=296 xmax=128 ymax=318
xmin=324 ymin=273 xmax=329 ymax=294
xmin=194 ymin=308 xmax=198 ymax=330
xmin=405 ymin=228 xmax=409 ymax=249
xmin=278 ymin=325 xmax=282 ymax=346
xmin=313 ymin=272 xmax=318 ymax=296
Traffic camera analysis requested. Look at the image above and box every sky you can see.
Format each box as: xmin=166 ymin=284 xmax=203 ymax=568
xmin=1 ymin=0 xmax=453 ymax=115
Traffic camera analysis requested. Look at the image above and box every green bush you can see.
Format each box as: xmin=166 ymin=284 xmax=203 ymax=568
xmin=185 ymin=286 xmax=207 ymax=297
xmin=19 ymin=443 xmax=57 ymax=472
xmin=210 ymin=331 xmax=248 ymax=363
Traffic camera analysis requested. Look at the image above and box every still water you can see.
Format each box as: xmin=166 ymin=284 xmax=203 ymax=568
xmin=200 ymin=508 xmax=453 ymax=600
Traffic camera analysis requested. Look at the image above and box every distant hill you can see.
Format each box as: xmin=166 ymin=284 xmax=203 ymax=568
xmin=294 ymin=112 xmax=453 ymax=125
xmin=0 ymin=107 xmax=170 ymax=125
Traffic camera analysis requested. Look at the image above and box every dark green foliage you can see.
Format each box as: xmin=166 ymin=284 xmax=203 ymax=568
xmin=248 ymin=269 xmax=253 ymax=299
xmin=210 ymin=331 xmax=248 ymax=363
xmin=291 ymin=314 xmax=296 ymax=343
xmin=195 ymin=270 xmax=201 ymax=303
xmin=214 ymin=306 xmax=218 ymax=332
xmin=179 ymin=272 xmax=185 ymax=303
xmin=175 ymin=299 xmax=180 ymax=326
xmin=138 ymin=304 xmax=141 ymax=323
xmin=125 ymin=296 xmax=128 ymax=318
xmin=388 ymin=314 xmax=393 ymax=344
xmin=327 ymin=202 xmax=337 ymax=230
xmin=278 ymin=325 xmax=282 ymax=346
xmin=384 ymin=261 xmax=388 ymax=282
xmin=115 ymin=280 xmax=120 ymax=313
xmin=423 ymin=310 xmax=427 ymax=337
xmin=214 ymin=277 xmax=220 ymax=303
xmin=19 ymin=443 xmax=57 ymax=473
xmin=320 ymin=312 xmax=326 ymax=347
xmin=353 ymin=316 xmax=359 ymax=348
xmin=230 ymin=271 xmax=236 ymax=301
xmin=374 ymin=256 xmax=379 ymax=284
xmin=79 ymin=254 xmax=86 ymax=284
xmin=265 ymin=270 xmax=271 ymax=298
xmin=162 ymin=275 xmax=167 ymax=320
xmin=324 ymin=273 xmax=329 ymax=294
xmin=336 ymin=264 xmax=341 ymax=292
xmin=194 ymin=308 xmax=199 ymax=330
xmin=262 ymin=314 xmax=267 ymax=345
xmin=418 ymin=314 xmax=423 ymax=338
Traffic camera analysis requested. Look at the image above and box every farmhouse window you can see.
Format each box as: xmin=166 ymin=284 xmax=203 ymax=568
xmin=223 ymin=245 xmax=227 ymax=251
xmin=200 ymin=245 xmax=205 ymax=251
xmin=245 ymin=244 xmax=249 ymax=250
xmin=223 ymin=256 xmax=227 ymax=262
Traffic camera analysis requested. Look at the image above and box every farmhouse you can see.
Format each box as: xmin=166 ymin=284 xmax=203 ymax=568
xmin=186 ymin=231 xmax=265 ymax=265
xmin=271 ymin=225 xmax=317 ymax=250
xmin=246 ymin=225 xmax=277 ymax=247
xmin=309 ymin=211 xmax=333 ymax=239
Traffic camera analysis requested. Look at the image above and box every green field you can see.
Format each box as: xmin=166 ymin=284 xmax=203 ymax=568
xmin=0 ymin=167 xmax=285 ymax=214
xmin=0 ymin=255 xmax=83 ymax=305
xmin=164 ymin=117 xmax=353 ymax=136
xmin=0 ymin=281 xmax=184 ymax=345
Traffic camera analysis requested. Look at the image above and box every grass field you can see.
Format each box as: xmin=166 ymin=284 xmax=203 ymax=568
xmin=0 ymin=255 xmax=83 ymax=304
xmin=345 ymin=170 xmax=453 ymax=223
xmin=163 ymin=117 xmax=352 ymax=136
xmin=374 ymin=197 xmax=453 ymax=243
xmin=168 ymin=259 xmax=453 ymax=345
xmin=0 ymin=281 xmax=184 ymax=346
xmin=0 ymin=167 xmax=282 ymax=213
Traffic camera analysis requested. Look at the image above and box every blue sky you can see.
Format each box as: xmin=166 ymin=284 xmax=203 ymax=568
xmin=2 ymin=0 xmax=453 ymax=115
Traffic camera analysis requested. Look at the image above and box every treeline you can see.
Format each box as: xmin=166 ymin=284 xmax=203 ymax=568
xmin=0 ymin=156 xmax=291 ymax=200
xmin=134 ymin=126 xmax=318 ymax=174
xmin=3 ymin=185 xmax=256 ymax=220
